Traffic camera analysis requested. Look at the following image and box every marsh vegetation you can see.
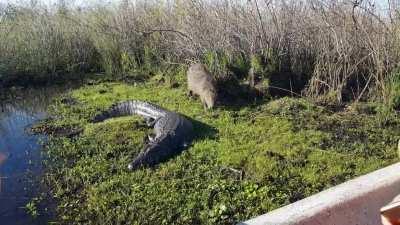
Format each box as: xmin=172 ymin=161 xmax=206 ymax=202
xmin=0 ymin=0 xmax=399 ymax=106
xmin=0 ymin=0 xmax=400 ymax=224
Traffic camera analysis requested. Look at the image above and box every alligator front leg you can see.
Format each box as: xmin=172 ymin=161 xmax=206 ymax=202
xmin=144 ymin=117 xmax=153 ymax=126
xmin=148 ymin=133 xmax=156 ymax=142
xmin=144 ymin=117 xmax=158 ymax=127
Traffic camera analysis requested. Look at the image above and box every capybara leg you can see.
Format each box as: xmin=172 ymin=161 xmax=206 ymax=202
xmin=201 ymin=98 xmax=208 ymax=110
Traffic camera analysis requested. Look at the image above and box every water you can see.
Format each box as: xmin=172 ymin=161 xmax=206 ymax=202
xmin=0 ymin=86 xmax=69 ymax=225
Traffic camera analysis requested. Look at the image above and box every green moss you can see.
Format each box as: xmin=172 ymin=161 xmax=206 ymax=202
xmin=41 ymin=82 xmax=400 ymax=225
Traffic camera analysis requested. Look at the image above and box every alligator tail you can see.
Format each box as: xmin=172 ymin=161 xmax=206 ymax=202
xmin=92 ymin=100 xmax=167 ymax=122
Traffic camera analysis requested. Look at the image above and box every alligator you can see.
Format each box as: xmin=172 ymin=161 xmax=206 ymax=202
xmin=92 ymin=100 xmax=194 ymax=170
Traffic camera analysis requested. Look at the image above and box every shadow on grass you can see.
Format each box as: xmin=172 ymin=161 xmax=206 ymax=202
xmin=190 ymin=118 xmax=218 ymax=141
xmin=216 ymin=85 xmax=267 ymax=111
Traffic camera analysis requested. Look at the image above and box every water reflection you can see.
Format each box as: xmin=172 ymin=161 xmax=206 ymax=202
xmin=0 ymin=86 xmax=69 ymax=224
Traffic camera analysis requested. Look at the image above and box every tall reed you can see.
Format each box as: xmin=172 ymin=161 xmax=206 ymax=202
xmin=0 ymin=0 xmax=399 ymax=104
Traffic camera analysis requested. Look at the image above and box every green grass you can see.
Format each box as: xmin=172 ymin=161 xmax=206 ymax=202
xmin=40 ymin=81 xmax=400 ymax=225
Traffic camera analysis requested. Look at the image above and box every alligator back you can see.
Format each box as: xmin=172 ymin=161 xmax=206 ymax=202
xmin=129 ymin=113 xmax=193 ymax=169
xmin=92 ymin=100 xmax=194 ymax=170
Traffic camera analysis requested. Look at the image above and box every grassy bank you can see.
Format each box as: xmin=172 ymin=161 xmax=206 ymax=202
xmin=37 ymin=79 xmax=399 ymax=224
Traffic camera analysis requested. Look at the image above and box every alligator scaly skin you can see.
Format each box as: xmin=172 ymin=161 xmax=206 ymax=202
xmin=93 ymin=100 xmax=193 ymax=170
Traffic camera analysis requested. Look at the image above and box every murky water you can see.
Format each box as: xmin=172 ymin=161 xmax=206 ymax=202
xmin=0 ymin=86 xmax=71 ymax=224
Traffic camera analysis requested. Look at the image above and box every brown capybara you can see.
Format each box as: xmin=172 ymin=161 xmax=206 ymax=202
xmin=187 ymin=63 xmax=217 ymax=109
